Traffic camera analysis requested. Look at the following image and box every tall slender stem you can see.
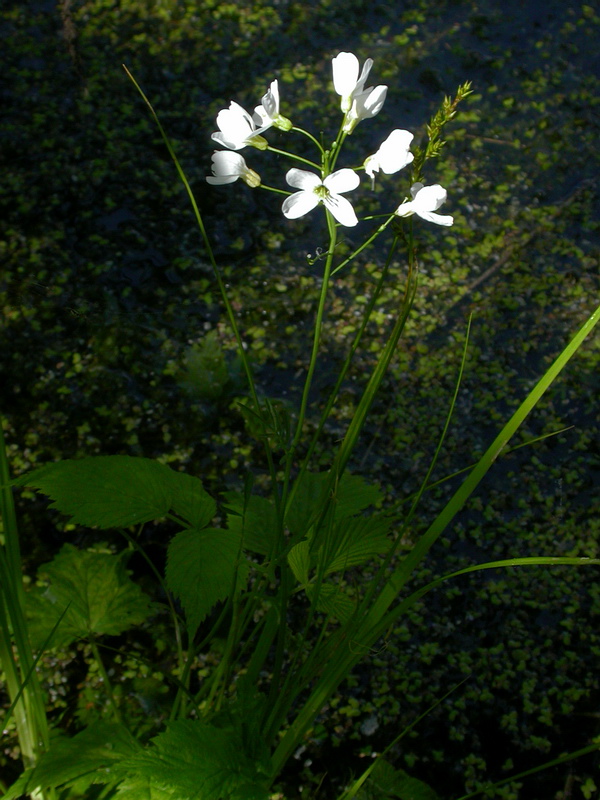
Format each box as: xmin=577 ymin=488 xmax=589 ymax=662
xmin=123 ymin=66 xmax=281 ymax=513
xmin=281 ymin=210 xmax=338 ymax=512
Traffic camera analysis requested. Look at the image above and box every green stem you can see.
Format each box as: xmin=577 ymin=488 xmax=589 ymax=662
xmin=281 ymin=209 xmax=338 ymax=511
xmin=89 ymin=637 xmax=122 ymax=724
xmin=281 ymin=238 xmax=398 ymax=545
xmin=269 ymin=299 xmax=600 ymax=778
xmin=0 ymin=422 xmax=51 ymax=786
xmin=331 ymin=214 xmax=396 ymax=275
xmin=260 ymin=184 xmax=292 ymax=195
xmin=123 ymin=66 xmax=281 ymax=514
xmin=266 ymin=146 xmax=320 ymax=170
xmin=291 ymin=126 xmax=325 ymax=154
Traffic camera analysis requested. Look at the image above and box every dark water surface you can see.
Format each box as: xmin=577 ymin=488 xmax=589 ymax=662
xmin=1 ymin=1 xmax=599 ymax=797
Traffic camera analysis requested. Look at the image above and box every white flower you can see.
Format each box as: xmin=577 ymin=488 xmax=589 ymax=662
xmin=395 ymin=183 xmax=454 ymax=226
xmin=206 ymin=151 xmax=261 ymax=188
xmin=364 ymin=129 xmax=414 ymax=182
xmin=253 ymin=80 xmax=292 ymax=132
xmin=211 ymin=101 xmax=268 ymax=151
xmin=282 ymin=168 xmax=360 ymax=227
xmin=332 ymin=52 xmax=373 ymax=112
xmin=343 ymin=85 xmax=387 ymax=133
xmin=331 ymin=51 xmax=387 ymax=133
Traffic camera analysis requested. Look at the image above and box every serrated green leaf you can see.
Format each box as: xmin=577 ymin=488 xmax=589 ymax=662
xmin=163 ymin=469 xmax=216 ymax=529
xmin=114 ymin=720 xmax=270 ymax=800
xmin=222 ymin=492 xmax=278 ymax=556
xmin=286 ymin=472 xmax=383 ymax=538
xmin=287 ymin=540 xmax=311 ymax=585
xmin=210 ymin=689 xmax=272 ymax=776
xmin=334 ymin=474 xmax=383 ymax=519
xmin=115 ymin=775 xmax=174 ymax=800
xmin=305 ymin=583 xmax=356 ymax=623
xmin=322 ymin=515 xmax=395 ymax=575
xmin=368 ymin=759 xmax=439 ymax=800
xmin=285 ymin=472 xmax=329 ymax=537
xmin=15 ymin=456 xmax=215 ymax=530
xmin=25 ymin=544 xmax=153 ymax=649
xmin=1 ymin=722 xmax=141 ymax=799
xmin=165 ymin=528 xmax=249 ymax=637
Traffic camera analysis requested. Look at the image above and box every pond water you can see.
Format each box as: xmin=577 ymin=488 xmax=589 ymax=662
xmin=1 ymin=0 xmax=599 ymax=797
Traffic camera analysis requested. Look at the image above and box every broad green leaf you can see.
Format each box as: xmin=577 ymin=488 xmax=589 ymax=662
xmin=334 ymin=474 xmax=383 ymax=519
xmin=322 ymin=515 xmax=395 ymax=575
xmin=287 ymin=540 xmax=311 ymax=585
xmin=285 ymin=472 xmax=329 ymax=538
xmin=222 ymin=492 xmax=278 ymax=556
xmin=115 ymin=777 xmax=173 ymax=800
xmin=368 ymin=758 xmax=438 ymax=800
xmin=163 ymin=469 xmax=217 ymax=529
xmin=25 ymin=544 xmax=153 ymax=649
xmin=165 ymin=528 xmax=249 ymax=637
xmin=114 ymin=720 xmax=270 ymax=800
xmin=1 ymin=722 xmax=141 ymax=799
xmin=209 ymin=689 xmax=272 ymax=776
xmin=15 ymin=456 xmax=215 ymax=530
xmin=305 ymin=583 xmax=356 ymax=624
xmin=286 ymin=472 xmax=382 ymax=538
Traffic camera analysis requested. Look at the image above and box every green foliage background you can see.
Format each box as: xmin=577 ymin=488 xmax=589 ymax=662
xmin=1 ymin=0 xmax=599 ymax=797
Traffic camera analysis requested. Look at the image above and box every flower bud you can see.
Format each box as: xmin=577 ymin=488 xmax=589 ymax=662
xmin=248 ymin=134 xmax=269 ymax=151
xmin=241 ymin=168 xmax=261 ymax=188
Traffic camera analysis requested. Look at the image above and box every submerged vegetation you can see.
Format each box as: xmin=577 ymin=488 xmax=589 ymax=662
xmin=1 ymin=1 xmax=599 ymax=798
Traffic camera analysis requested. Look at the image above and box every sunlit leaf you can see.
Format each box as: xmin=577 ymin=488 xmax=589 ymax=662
xmin=25 ymin=544 xmax=153 ymax=649
xmin=114 ymin=720 xmax=270 ymax=800
xmin=1 ymin=722 xmax=141 ymax=799
xmin=322 ymin=514 xmax=395 ymax=575
xmin=287 ymin=540 xmax=311 ymax=584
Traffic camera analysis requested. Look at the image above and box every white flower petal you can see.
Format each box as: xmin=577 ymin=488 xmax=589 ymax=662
xmin=332 ymin=52 xmax=360 ymax=106
xmin=396 ymin=184 xmax=453 ymax=226
xmin=323 ymin=193 xmax=358 ymax=227
xmin=262 ymin=80 xmax=279 ymax=118
xmin=417 ymin=210 xmax=454 ymax=226
xmin=211 ymin=132 xmax=245 ymax=151
xmin=377 ymin=129 xmax=414 ymax=174
xmin=395 ymin=201 xmax=415 ymax=218
xmin=206 ymin=174 xmax=239 ymax=185
xmin=213 ymin=100 xmax=270 ymax=150
xmin=324 ymin=168 xmax=360 ymax=195
xmin=213 ymin=151 xmax=246 ymax=172
xmin=254 ymin=79 xmax=279 ymax=126
xmin=355 ymin=58 xmax=373 ymax=95
xmin=206 ymin=151 xmax=245 ymax=183
xmin=413 ymin=184 xmax=447 ymax=212
xmin=282 ymin=191 xmax=320 ymax=219
xmin=355 ymin=85 xmax=387 ymax=119
xmin=286 ymin=168 xmax=322 ymax=191
xmin=364 ymin=155 xmax=379 ymax=179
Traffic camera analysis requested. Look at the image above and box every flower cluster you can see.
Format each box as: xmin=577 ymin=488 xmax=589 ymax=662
xmin=205 ymin=51 xmax=453 ymax=229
